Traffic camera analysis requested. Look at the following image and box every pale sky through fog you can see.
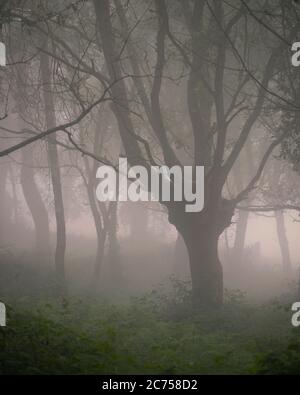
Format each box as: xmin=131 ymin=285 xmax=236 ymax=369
xmin=67 ymin=210 xmax=300 ymax=268
xmin=245 ymin=213 xmax=300 ymax=267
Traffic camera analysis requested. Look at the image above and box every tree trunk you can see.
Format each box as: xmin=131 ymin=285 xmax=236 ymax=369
xmin=40 ymin=47 xmax=66 ymax=287
xmin=93 ymin=0 xmax=144 ymax=166
xmin=86 ymin=180 xmax=106 ymax=281
xmin=20 ymin=144 xmax=50 ymax=261
xmin=270 ymin=158 xmax=292 ymax=273
xmin=9 ymin=164 xmax=20 ymax=227
xmin=81 ymin=134 xmax=107 ymax=283
xmin=224 ymin=229 xmax=230 ymax=258
xmin=232 ymin=209 xmax=249 ymax=265
xmin=170 ymin=202 xmax=229 ymax=308
xmin=184 ymin=226 xmax=222 ymax=307
xmin=275 ymin=210 xmax=291 ymax=273
xmin=107 ymin=201 xmax=122 ymax=287
xmin=168 ymin=193 xmax=234 ymax=308
xmin=0 ymin=161 xmax=9 ymax=247
xmin=231 ymin=140 xmax=254 ymax=265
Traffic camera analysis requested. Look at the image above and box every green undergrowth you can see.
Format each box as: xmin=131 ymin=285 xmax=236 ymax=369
xmin=0 ymin=279 xmax=299 ymax=375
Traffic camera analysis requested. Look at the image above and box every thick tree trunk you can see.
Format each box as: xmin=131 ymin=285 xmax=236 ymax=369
xmin=170 ymin=200 xmax=232 ymax=308
xmin=21 ymin=145 xmax=50 ymax=261
xmin=182 ymin=225 xmax=223 ymax=307
xmin=40 ymin=48 xmax=66 ymax=287
xmin=275 ymin=210 xmax=291 ymax=273
xmin=169 ymin=193 xmax=234 ymax=308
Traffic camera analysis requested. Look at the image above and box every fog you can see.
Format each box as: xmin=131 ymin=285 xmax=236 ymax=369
xmin=1 ymin=0 xmax=299 ymax=300
xmin=1 ymin=0 xmax=300 ymax=376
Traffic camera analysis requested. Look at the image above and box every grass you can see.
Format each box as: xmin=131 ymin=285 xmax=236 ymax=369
xmin=0 ymin=279 xmax=299 ymax=375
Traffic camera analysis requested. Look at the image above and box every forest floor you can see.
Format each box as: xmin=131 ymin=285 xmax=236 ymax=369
xmin=0 ymin=278 xmax=300 ymax=375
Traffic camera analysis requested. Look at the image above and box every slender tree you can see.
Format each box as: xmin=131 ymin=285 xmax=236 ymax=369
xmin=40 ymin=43 xmax=66 ymax=287
xmin=20 ymin=143 xmax=50 ymax=261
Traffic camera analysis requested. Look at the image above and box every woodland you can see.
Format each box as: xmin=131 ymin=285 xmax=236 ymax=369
xmin=1 ymin=0 xmax=300 ymax=374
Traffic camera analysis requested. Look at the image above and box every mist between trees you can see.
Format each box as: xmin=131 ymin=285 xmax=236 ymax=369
xmin=1 ymin=0 xmax=300 ymax=310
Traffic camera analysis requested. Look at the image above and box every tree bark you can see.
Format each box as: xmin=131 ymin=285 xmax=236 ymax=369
xmin=20 ymin=144 xmax=50 ymax=261
xmin=181 ymin=221 xmax=223 ymax=307
xmin=170 ymin=198 xmax=233 ymax=307
xmin=275 ymin=210 xmax=291 ymax=273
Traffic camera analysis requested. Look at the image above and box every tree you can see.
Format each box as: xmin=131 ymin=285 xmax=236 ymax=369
xmin=39 ymin=39 xmax=66 ymax=288
xmin=231 ymin=140 xmax=254 ymax=267
xmin=92 ymin=0 xmax=299 ymax=306
xmin=20 ymin=143 xmax=50 ymax=261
